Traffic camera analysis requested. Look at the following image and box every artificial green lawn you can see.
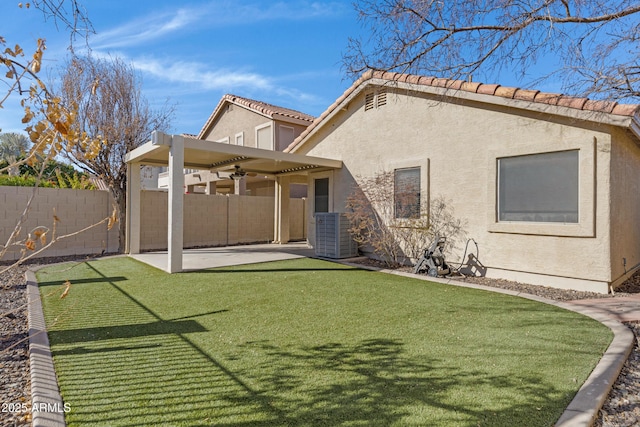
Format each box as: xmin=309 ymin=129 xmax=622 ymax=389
xmin=37 ymin=257 xmax=612 ymax=426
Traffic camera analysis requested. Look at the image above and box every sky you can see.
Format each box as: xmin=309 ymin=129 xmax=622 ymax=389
xmin=0 ymin=0 xmax=368 ymax=136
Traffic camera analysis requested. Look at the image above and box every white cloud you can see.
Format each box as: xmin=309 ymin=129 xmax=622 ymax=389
xmin=90 ymin=1 xmax=348 ymax=49
xmin=133 ymin=56 xmax=274 ymax=92
xmin=91 ymin=8 xmax=198 ymax=49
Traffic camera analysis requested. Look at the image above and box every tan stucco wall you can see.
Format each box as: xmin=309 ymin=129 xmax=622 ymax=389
xmin=609 ymin=127 xmax=640 ymax=286
xmin=299 ymin=87 xmax=620 ymax=292
xmin=202 ymin=104 xmax=269 ymax=148
xmin=0 ymin=187 xmax=119 ymax=260
xmin=140 ymin=191 xmax=305 ymax=250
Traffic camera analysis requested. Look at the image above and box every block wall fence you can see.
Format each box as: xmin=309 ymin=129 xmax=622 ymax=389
xmin=140 ymin=191 xmax=306 ymax=251
xmin=0 ymin=186 xmax=119 ymax=260
xmin=1 ymin=187 xmax=307 ymax=261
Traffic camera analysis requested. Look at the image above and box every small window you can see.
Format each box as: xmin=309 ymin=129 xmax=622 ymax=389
xmin=498 ymin=150 xmax=579 ymax=223
xmin=278 ymin=125 xmax=295 ymax=151
xmin=394 ymin=167 xmax=420 ymax=219
xmin=314 ymin=177 xmax=329 ymax=213
xmin=235 ymin=132 xmax=244 ymax=146
xmin=256 ymin=124 xmax=273 ymax=150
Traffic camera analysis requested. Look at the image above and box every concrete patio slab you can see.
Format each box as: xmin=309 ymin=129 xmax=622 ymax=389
xmin=130 ymin=242 xmax=316 ymax=272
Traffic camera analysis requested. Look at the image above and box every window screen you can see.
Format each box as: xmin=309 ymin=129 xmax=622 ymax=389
xmin=498 ymin=150 xmax=579 ymax=223
xmin=394 ymin=167 xmax=420 ymax=219
xmin=314 ymin=178 xmax=329 ymax=213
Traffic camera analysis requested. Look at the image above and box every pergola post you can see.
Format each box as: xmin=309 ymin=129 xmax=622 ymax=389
xmin=126 ymin=162 xmax=142 ymax=254
xmin=167 ymin=134 xmax=184 ymax=273
xmin=274 ymin=175 xmax=290 ymax=244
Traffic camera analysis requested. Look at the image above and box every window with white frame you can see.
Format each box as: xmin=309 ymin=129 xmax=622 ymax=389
xmin=498 ymin=150 xmax=579 ymax=223
xmin=394 ymin=167 xmax=420 ymax=219
xmin=235 ymin=132 xmax=244 ymax=146
xmin=256 ymin=124 xmax=273 ymax=150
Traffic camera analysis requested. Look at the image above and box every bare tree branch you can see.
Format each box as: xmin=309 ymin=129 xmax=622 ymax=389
xmin=345 ymin=0 xmax=640 ymax=101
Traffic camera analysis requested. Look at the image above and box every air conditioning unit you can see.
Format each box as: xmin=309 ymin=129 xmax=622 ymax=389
xmin=315 ymin=213 xmax=358 ymax=259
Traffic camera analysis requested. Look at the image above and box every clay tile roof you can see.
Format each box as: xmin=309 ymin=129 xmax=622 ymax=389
xmin=495 ymin=86 xmax=518 ymax=99
xmin=198 ymin=94 xmax=315 ymax=139
xmin=460 ymin=81 xmax=482 ymax=93
xmin=612 ymin=103 xmax=640 ymax=116
xmin=514 ymin=88 xmax=540 ymax=102
xmin=224 ymin=94 xmax=315 ymax=122
xmin=583 ymin=99 xmax=618 ymax=114
xmin=534 ymin=92 xmax=563 ymax=105
xmin=476 ymin=84 xmax=500 ymax=95
xmin=285 ymin=71 xmax=640 ymax=153
xmin=556 ymin=95 xmax=588 ymax=110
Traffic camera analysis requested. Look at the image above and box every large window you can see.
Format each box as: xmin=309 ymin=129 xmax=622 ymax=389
xmin=314 ymin=177 xmax=329 ymax=213
xmin=394 ymin=167 xmax=420 ymax=219
xmin=498 ymin=150 xmax=579 ymax=223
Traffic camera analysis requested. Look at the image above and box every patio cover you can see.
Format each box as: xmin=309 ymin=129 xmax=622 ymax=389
xmin=125 ymin=131 xmax=342 ymax=273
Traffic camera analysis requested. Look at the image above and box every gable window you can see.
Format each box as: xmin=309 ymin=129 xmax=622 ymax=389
xmin=394 ymin=167 xmax=420 ymax=219
xmin=498 ymin=150 xmax=579 ymax=223
xmin=256 ymin=124 xmax=273 ymax=150
xmin=278 ymin=125 xmax=295 ymax=151
xmin=314 ymin=177 xmax=329 ymax=213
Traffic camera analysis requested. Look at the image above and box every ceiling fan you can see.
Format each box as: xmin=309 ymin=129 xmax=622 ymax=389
xmin=228 ymin=165 xmax=257 ymax=180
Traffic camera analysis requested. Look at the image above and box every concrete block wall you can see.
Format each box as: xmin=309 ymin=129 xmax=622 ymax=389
xmin=139 ymin=191 xmax=306 ymax=251
xmin=0 ymin=187 xmax=119 ymax=260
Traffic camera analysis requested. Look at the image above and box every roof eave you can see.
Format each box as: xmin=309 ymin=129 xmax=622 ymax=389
xmin=287 ymin=73 xmax=640 ymax=153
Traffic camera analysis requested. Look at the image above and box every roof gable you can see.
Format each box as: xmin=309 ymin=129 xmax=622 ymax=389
xmin=286 ymin=71 xmax=640 ymax=153
xmin=197 ymin=94 xmax=315 ymax=139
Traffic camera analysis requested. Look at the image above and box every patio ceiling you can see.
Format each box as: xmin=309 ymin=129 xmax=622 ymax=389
xmin=125 ymin=133 xmax=342 ymax=176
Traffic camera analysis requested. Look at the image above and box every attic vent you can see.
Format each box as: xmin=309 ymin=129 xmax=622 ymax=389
xmin=377 ymin=88 xmax=387 ymax=107
xmin=364 ymin=89 xmax=387 ymax=111
xmin=364 ymin=92 xmax=375 ymax=111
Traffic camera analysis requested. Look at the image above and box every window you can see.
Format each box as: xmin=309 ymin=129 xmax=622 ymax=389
xmin=498 ymin=150 xmax=579 ymax=223
xmin=256 ymin=124 xmax=273 ymax=150
xmin=394 ymin=167 xmax=420 ymax=219
xmin=235 ymin=132 xmax=244 ymax=146
xmin=314 ymin=177 xmax=329 ymax=213
xmin=278 ymin=125 xmax=295 ymax=151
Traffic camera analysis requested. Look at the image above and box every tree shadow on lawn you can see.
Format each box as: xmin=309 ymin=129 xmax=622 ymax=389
xmin=51 ymin=333 xmax=575 ymax=426
xmin=227 ymin=338 xmax=574 ymax=427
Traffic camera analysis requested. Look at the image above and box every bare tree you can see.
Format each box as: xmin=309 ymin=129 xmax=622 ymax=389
xmin=57 ymin=55 xmax=175 ymax=250
xmin=345 ymin=0 xmax=640 ymax=101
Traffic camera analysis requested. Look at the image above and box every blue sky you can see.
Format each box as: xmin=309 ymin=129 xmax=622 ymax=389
xmin=1 ymin=1 xmax=365 ymax=136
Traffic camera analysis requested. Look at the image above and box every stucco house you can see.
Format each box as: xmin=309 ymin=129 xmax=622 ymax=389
xmin=286 ymin=70 xmax=640 ymax=294
xmin=170 ymin=94 xmax=314 ymax=197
